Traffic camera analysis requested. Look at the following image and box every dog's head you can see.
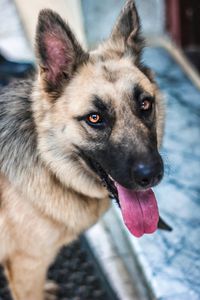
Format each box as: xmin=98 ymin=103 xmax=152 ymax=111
xmin=34 ymin=1 xmax=165 ymax=236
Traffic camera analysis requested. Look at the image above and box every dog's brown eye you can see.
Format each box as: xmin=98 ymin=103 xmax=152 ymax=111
xmin=85 ymin=113 xmax=106 ymax=129
xmin=87 ymin=114 xmax=101 ymax=124
xmin=141 ymin=99 xmax=152 ymax=111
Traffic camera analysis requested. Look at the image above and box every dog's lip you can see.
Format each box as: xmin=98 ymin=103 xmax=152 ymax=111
xmin=77 ymin=149 xmax=117 ymax=195
xmin=83 ymin=158 xmax=119 ymax=200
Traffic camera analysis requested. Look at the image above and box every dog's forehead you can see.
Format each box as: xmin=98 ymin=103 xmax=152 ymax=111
xmin=64 ymin=56 xmax=155 ymax=117
xmin=82 ymin=56 xmax=154 ymax=98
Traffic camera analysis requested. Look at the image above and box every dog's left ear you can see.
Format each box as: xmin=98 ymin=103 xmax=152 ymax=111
xmin=109 ymin=0 xmax=144 ymax=62
xmin=35 ymin=9 xmax=88 ymax=97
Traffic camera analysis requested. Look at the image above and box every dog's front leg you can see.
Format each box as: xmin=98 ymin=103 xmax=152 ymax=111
xmin=4 ymin=252 xmax=49 ymax=300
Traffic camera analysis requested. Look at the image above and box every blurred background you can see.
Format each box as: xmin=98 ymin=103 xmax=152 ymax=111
xmin=83 ymin=0 xmax=200 ymax=72
xmin=0 ymin=1 xmax=200 ymax=300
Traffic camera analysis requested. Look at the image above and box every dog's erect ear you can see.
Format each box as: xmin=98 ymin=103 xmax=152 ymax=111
xmin=35 ymin=9 xmax=88 ymax=96
xmin=110 ymin=0 xmax=144 ymax=61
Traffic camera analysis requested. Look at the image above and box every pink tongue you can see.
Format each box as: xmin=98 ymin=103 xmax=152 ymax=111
xmin=115 ymin=183 xmax=159 ymax=238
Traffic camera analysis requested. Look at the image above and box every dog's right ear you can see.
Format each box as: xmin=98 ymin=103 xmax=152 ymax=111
xmin=35 ymin=9 xmax=88 ymax=97
xmin=108 ymin=0 xmax=144 ymax=63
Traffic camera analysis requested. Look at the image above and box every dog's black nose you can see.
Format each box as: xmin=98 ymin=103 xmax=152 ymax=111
xmin=133 ymin=160 xmax=163 ymax=188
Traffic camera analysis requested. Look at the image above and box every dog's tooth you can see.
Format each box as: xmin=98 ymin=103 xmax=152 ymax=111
xmin=108 ymin=174 xmax=114 ymax=181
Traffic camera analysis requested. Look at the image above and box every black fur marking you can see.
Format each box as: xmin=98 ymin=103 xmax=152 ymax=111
xmin=93 ymin=96 xmax=110 ymax=113
xmin=77 ymin=148 xmax=120 ymax=206
xmin=137 ymin=63 xmax=155 ymax=83
xmin=91 ymin=160 xmax=119 ymax=205
xmin=133 ymin=84 xmax=143 ymax=101
xmin=133 ymin=84 xmax=156 ymax=126
xmin=133 ymin=84 xmax=155 ymax=106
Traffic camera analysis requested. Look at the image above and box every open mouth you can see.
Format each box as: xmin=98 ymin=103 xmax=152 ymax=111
xmin=80 ymin=152 xmax=172 ymax=237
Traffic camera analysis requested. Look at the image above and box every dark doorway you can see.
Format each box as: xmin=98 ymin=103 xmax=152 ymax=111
xmin=166 ymin=0 xmax=200 ymax=72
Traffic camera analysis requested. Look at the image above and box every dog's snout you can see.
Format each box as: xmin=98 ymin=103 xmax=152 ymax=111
xmin=133 ymin=160 xmax=163 ymax=189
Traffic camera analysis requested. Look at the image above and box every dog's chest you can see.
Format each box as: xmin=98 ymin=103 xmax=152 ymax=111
xmin=0 ymin=176 xmax=71 ymax=257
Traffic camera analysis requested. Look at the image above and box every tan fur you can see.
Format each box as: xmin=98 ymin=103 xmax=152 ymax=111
xmin=0 ymin=168 xmax=109 ymax=299
xmin=0 ymin=2 xmax=165 ymax=299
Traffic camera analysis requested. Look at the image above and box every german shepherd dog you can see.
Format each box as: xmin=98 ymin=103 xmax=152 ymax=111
xmin=0 ymin=1 xmax=165 ymax=299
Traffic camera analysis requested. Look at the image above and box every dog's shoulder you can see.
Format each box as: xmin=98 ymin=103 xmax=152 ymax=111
xmin=0 ymin=75 xmax=35 ymax=106
xmin=0 ymin=76 xmax=36 ymax=138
